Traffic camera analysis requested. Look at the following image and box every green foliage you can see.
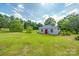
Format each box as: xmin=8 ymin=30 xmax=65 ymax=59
xmin=0 ymin=14 xmax=25 ymax=32
xmin=44 ymin=17 xmax=56 ymax=26
xmin=37 ymin=23 xmax=43 ymax=27
xmin=0 ymin=14 xmax=4 ymax=29
xmin=31 ymin=22 xmax=38 ymax=30
xmin=0 ymin=14 xmax=9 ymax=29
xmin=24 ymin=20 xmax=43 ymax=30
xmin=26 ymin=26 xmax=33 ymax=33
xmin=24 ymin=21 xmax=28 ymax=29
xmin=0 ymin=14 xmax=43 ymax=31
xmin=60 ymin=30 xmax=71 ymax=36
xmin=9 ymin=18 xmax=24 ymax=32
xmin=75 ymin=36 xmax=79 ymax=40
xmin=58 ymin=13 xmax=79 ymax=34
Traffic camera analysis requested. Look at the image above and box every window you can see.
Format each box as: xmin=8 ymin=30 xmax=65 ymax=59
xmin=51 ymin=29 xmax=53 ymax=32
xmin=41 ymin=29 xmax=43 ymax=32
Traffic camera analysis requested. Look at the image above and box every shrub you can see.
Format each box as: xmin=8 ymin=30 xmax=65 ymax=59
xmin=75 ymin=36 xmax=79 ymax=40
xmin=26 ymin=26 xmax=33 ymax=33
xmin=9 ymin=19 xmax=24 ymax=32
xmin=60 ymin=30 xmax=71 ymax=36
xmin=70 ymin=30 xmax=77 ymax=34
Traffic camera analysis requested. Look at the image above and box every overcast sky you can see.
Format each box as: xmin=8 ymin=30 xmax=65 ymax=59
xmin=0 ymin=3 xmax=79 ymax=23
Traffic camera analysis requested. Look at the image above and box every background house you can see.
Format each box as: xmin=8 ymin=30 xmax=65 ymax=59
xmin=39 ymin=25 xmax=60 ymax=35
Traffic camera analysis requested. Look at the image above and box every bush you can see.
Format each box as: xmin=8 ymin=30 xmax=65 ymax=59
xmin=9 ymin=19 xmax=24 ymax=32
xmin=60 ymin=30 xmax=71 ymax=36
xmin=26 ymin=26 xmax=33 ymax=33
xmin=71 ymin=30 xmax=77 ymax=34
xmin=75 ymin=36 xmax=79 ymax=40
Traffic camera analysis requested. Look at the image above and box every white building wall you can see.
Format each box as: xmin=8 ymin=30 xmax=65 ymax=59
xmin=49 ymin=28 xmax=59 ymax=35
xmin=39 ymin=25 xmax=60 ymax=35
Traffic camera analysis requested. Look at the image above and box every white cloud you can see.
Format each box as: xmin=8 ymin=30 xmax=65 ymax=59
xmin=55 ymin=6 xmax=79 ymax=22
xmin=0 ymin=12 xmax=10 ymax=16
xmin=14 ymin=12 xmax=22 ymax=18
xmin=31 ymin=19 xmax=43 ymax=24
xmin=10 ymin=3 xmax=79 ymax=24
xmin=14 ymin=13 xmax=26 ymax=21
xmin=37 ymin=18 xmax=45 ymax=24
xmin=0 ymin=12 xmax=5 ymax=15
xmin=52 ymin=15 xmax=65 ymax=22
xmin=68 ymin=8 xmax=79 ymax=14
xmin=60 ymin=8 xmax=79 ymax=16
xmin=41 ymin=14 xmax=65 ymax=25
xmin=42 ymin=14 xmax=49 ymax=23
xmin=43 ymin=14 xmax=65 ymax=22
xmin=24 ymin=9 xmax=37 ymax=19
xmin=54 ymin=9 xmax=79 ymax=22
xmin=61 ymin=10 xmax=66 ymax=14
xmin=17 ymin=4 xmax=24 ymax=9
xmin=12 ymin=6 xmax=26 ymax=20
xmin=12 ymin=10 xmax=26 ymax=20
xmin=57 ymin=4 xmax=77 ymax=17
xmin=42 ymin=8 xmax=79 ymax=23
xmin=65 ymin=3 xmax=73 ymax=7
xmin=53 ymin=8 xmax=79 ymax=22
xmin=43 ymin=14 xmax=49 ymax=19
xmin=14 ymin=8 xmax=24 ymax=13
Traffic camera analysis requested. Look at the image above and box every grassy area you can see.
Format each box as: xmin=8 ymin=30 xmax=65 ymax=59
xmin=0 ymin=30 xmax=79 ymax=56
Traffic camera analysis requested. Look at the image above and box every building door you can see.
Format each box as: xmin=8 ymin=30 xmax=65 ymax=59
xmin=45 ymin=29 xmax=48 ymax=34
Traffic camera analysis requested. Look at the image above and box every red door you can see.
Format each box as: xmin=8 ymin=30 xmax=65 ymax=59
xmin=45 ymin=29 xmax=48 ymax=34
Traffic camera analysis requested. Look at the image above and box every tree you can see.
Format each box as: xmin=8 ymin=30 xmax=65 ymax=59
xmin=44 ymin=17 xmax=56 ymax=26
xmin=26 ymin=26 xmax=33 ymax=33
xmin=24 ymin=20 xmax=32 ymax=29
xmin=2 ymin=15 xmax=10 ymax=28
xmin=31 ymin=22 xmax=38 ymax=30
xmin=0 ymin=14 xmax=9 ymax=30
xmin=37 ymin=23 xmax=43 ymax=27
xmin=58 ymin=13 xmax=79 ymax=34
xmin=9 ymin=17 xmax=24 ymax=32
xmin=10 ymin=16 xmax=15 ymax=20
xmin=24 ymin=20 xmax=43 ymax=30
xmin=0 ymin=14 xmax=4 ymax=29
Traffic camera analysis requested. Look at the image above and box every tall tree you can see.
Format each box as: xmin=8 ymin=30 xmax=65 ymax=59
xmin=0 ymin=14 xmax=4 ymax=29
xmin=3 ymin=15 xmax=10 ymax=28
xmin=44 ymin=17 xmax=56 ymax=26
xmin=10 ymin=16 xmax=15 ymax=20
xmin=58 ymin=13 xmax=79 ymax=34
xmin=37 ymin=23 xmax=43 ymax=27
xmin=9 ymin=17 xmax=24 ymax=32
xmin=0 ymin=14 xmax=10 ymax=29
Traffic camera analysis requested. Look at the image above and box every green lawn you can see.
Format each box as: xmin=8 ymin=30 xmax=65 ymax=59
xmin=0 ymin=30 xmax=79 ymax=56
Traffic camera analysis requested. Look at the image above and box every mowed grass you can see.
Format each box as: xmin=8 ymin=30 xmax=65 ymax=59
xmin=0 ymin=30 xmax=79 ymax=56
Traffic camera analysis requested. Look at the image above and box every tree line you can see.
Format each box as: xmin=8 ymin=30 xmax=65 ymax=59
xmin=58 ymin=13 xmax=79 ymax=34
xmin=0 ymin=12 xmax=79 ymax=34
xmin=0 ymin=14 xmax=43 ymax=32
